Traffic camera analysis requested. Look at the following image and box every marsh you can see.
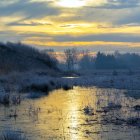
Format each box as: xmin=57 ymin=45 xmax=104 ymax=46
xmin=0 ymin=87 xmax=139 ymax=140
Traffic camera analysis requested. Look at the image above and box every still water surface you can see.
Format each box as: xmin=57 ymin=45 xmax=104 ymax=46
xmin=0 ymin=87 xmax=140 ymax=140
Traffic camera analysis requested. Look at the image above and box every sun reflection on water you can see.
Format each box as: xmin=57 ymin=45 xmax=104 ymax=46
xmin=0 ymin=87 xmax=139 ymax=140
xmin=66 ymin=89 xmax=80 ymax=140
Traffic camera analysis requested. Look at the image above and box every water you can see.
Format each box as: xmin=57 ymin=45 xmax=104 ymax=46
xmin=0 ymin=87 xmax=140 ymax=140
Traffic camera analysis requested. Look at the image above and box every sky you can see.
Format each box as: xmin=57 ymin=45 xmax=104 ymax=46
xmin=0 ymin=0 xmax=140 ymax=52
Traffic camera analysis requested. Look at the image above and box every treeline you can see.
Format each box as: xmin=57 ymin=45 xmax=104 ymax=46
xmin=61 ymin=48 xmax=140 ymax=70
xmin=0 ymin=42 xmax=58 ymax=74
xmin=94 ymin=52 xmax=140 ymax=69
xmin=0 ymin=42 xmax=139 ymax=74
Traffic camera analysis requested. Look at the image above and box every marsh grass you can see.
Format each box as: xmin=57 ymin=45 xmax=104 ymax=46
xmin=0 ymin=93 xmax=21 ymax=106
xmin=0 ymin=130 xmax=27 ymax=140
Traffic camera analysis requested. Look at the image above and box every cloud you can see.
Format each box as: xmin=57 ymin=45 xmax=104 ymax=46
xmin=53 ymin=33 xmax=140 ymax=43
xmin=0 ymin=0 xmax=60 ymax=19
xmin=7 ymin=21 xmax=53 ymax=26
xmin=1 ymin=30 xmax=140 ymax=53
xmin=86 ymin=0 xmax=140 ymax=9
xmin=54 ymin=5 xmax=140 ymax=26
xmin=0 ymin=0 xmax=140 ymax=53
xmin=1 ymin=0 xmax=140 ymax=27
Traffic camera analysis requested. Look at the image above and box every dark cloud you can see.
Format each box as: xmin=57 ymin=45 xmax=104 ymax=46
xmin=12 ymin=31 xmax=140 ymax=43
xmin=2 ymin=30 xmax=140 ymax=43
xmin=57 ymin=5 xmax=140 ymax=26
xmin=0 ymin=0 xmax=60 ymax=18
xmin=86 ymin=0 xmax=140 ymax=9
xmin=52 ymin=33 xmax=140 ymax=43
xmin=1 ymin=31 xmax=140 ymax=53
xmin=7 ymin=21 xmax=53 ymax=26
xmin=107 ymin=0 xmax=140 ymax=8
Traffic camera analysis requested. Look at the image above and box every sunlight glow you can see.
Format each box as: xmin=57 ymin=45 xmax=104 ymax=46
xmin=87 ymin=0 xmax=107 ymax=6
xmin=57 ymin=0 xmax=86 ymax=8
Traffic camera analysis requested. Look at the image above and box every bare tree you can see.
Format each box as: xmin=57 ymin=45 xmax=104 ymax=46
xmin=64 ymin=48 xmax=78 ymax=71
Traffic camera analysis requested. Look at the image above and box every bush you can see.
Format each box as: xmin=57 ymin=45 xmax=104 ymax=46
xmin=0 ymin=42 xmax=58 ymax=74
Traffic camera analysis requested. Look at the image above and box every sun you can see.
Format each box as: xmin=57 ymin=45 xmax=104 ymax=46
xmin=57 ymin=0 xmax=86 ymax=8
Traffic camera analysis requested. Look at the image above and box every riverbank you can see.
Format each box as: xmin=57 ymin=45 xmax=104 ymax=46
xmin=0 ymin=70 xmax=140 ymax=95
